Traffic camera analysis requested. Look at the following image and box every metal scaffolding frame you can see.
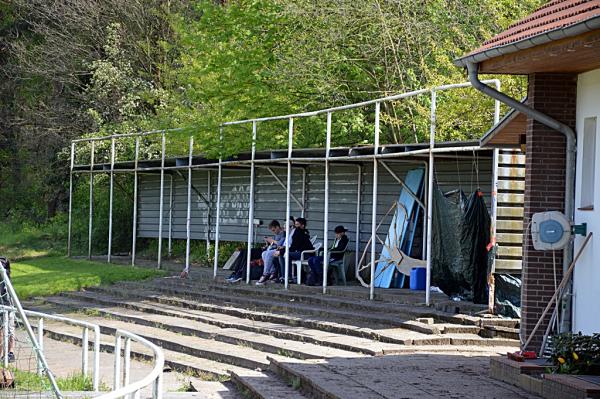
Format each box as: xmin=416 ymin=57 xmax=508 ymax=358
xmin=67 ymin=80 xmax=501 ymax=303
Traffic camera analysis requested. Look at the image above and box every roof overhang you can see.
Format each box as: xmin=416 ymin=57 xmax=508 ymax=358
xmin=454 ymin=15 xmax=600 ymax=74
xmin=480 ymin=108 xmax=527 ymax=148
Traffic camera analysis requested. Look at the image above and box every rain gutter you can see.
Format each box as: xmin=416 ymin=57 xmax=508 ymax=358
xmin=466 ymin=61 xmax=576 ymax=335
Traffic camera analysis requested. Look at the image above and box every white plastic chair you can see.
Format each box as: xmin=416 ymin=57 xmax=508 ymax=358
xmin=295 ymin=242 xmax=322 ymax=285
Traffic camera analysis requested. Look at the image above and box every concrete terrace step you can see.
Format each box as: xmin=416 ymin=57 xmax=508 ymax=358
xmin=43 ymin=311 xmax=272 ymax=370
xmin=268 ymin=356 xmax=386 ymax=399
xmin=138 ymin=278 xmax=485 ymax=328
xmin=36 ymin=321 xmax=251 ymax=380
xmin=43 ymin=295 xmax=362 ymax=361
xmin=229 ymin=370 xmax=308 ymax=399
xmin=102 ymin=281 xmax=457 ymax=334
xmin=81 ymin=285 xmax=518 ymax=347
xmin=48 ymin=292 xmax=432 ymax=355
xmin=70 ymin=287 xmax=481 ymax=347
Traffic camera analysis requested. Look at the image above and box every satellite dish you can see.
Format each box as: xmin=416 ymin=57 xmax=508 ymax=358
xmin=531 ymin=211 xmax=571 ymax=251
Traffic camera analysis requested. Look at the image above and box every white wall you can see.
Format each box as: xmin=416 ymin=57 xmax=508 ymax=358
xmin=573 ymin=67 xmax=600 ymax=334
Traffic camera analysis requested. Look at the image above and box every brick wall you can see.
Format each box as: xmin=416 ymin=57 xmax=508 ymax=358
xmin=522 ymin=73 xmax=577 ymax=351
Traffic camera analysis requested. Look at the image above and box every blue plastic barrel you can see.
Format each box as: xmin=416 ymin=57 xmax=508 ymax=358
xmin=410 ymin=267 xmax=426 ymax=290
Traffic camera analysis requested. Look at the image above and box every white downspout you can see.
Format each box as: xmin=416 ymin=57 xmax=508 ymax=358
xmin=466 ymin=62 xmax=576 ymax=333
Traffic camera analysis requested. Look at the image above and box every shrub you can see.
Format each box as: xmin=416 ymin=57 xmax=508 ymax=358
xmin=551 ymin=332 xmax=600 ymax=375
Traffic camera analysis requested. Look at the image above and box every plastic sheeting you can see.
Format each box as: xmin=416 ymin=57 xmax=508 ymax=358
xmin=494 ymin=273 xmax=522 ymax=318
xmin=431 ymin=186 xmax=491 ymax=303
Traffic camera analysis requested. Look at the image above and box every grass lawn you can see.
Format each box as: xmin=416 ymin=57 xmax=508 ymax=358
xmin=11 ymin=256 xmax=166 ymax=299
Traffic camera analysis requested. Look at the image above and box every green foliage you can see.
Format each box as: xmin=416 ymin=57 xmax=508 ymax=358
xmin=551 ymin=333 xmax=600 ymax=375
xmin=0 ymin=215 xmax=67 ymax=260
xmin=11 ymin=256 xmax=165 ymax=299
xmin=11 ymin=369 xmax=110 ymax=392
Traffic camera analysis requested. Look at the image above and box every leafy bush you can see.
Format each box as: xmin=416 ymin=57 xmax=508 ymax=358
xmin=551 ymin=333 xmax=600 ymax=375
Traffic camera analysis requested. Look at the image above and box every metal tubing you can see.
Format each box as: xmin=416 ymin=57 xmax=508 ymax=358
xmin=67 ymin=142 xmax=75 ymax=257
xmin=207 ymin=170 xmax=212 ymax=257
xmin=123 ymin=337 xmax=131 ymax=390
xmin=108 ymin=138 xmax=116 ymax=263
xmin=0 ymin=268 xmax=62 ymax=398
xmin=114 ymin=335 xmax=122 ymax=390
xmin=246 ymin=121 xmax=257 ymax=284
xmin=370 ymin=102 xmax=380 ymax=301
xmin=3 ymin=311 xmax=8 ymax=367
xmin=93 ymin=326 xmax=100 ymax=391
xmin=185 ymin=137 xmax=194 ymax=274
xmin=301 ymin=168 xmax=307 ymax=218
xmin=355 ymin=165 xmax=362 ymax=279
xmin=157 ymin=132 xmax=166 ymax=269
xmin=425 ymin=90 xmax=437 ymax=306
xmin=467 ymin=63 xmax=576 ymax=331
xmin=88 ymin=141 xmax=95 ymax=260
xmin=284 ymin=118 xmax=293 ymax=290
xmin=131 ymin=137 xmax=140 ymax=266
xmin=37 ymin=318 xmax=44 ymax=376
xmin=168 ymin=174 xmax=174 ymax=258
xmin=82 ymin=326 xmax=89 ymax=376
xmin=213 ymin=128 xmax=223 ymax=279
xmin=323 ymin=112 xmax=331 ymax=294
xmin=265 ymin=167 xmax=304 ymax=210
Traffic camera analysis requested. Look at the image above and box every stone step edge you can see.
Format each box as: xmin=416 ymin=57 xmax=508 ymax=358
xmin=49 ymin=293 xmax=385 ymax=355
xmin=93 ymin=284 xmax=444 ymax=335
xmin=142 ymin=279 xmax=478 ymax=328
xmin=46 ymin=297 xmax=343 ymax=361
xmin=50 ymin=312 xmax=271 ymax=371
xmin=229 ymin=370 xmax=307 ymax=399
xmin=65 ymin=289 xmax=453 ymax=347
xmin=74 ymin=288 xmax=517 ymax=348
xmin=38 ymin=325 xmax=243 ymax=381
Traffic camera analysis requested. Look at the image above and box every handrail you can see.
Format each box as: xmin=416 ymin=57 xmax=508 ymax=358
xmin=96 ymin=329 xmax=164 ymax=399
xmin=0 ymin=305 xmax=164 ymax=399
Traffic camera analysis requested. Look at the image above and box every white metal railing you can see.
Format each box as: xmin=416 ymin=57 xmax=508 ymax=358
xmin=0 ymin=306 xmax=164 ymax=399
xmin=67 ymin=79 xmax=501 ymax=304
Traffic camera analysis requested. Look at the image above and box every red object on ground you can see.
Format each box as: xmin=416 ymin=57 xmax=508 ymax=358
xmin=507 ymin=351 xmax=538 ymax=362
xmin=522 ymin=351 xmax=537 ymax=359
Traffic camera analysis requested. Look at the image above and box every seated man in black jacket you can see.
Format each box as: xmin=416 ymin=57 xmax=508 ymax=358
xmin=306 ymin=225 xmax=349 ymax=286
xmin=275 ymin=217 xmax=313 ymax=282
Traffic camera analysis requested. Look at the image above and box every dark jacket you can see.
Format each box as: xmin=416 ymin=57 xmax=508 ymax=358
xmin=329 ymin=235 xmax=349 ymax=261
xmin=289 ymin=228 xmax=313 ymax=253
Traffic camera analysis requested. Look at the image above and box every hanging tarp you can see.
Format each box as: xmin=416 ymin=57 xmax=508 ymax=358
xmin=494 ymin=273 xmax=521 ymax=318
xmin=431 ymin=185 xmax=491 ymax=302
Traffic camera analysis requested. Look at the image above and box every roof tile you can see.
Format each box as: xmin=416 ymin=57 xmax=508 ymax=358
xmin=468 ymin=0 xmax=600 ymax=56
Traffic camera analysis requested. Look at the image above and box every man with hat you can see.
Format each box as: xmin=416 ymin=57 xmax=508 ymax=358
xmin=306 ymin=225 xmax=349 ymax=286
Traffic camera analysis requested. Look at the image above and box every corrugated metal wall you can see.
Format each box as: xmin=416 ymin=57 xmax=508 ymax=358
xmin=138 ymin=156 xmax=492 ymax=255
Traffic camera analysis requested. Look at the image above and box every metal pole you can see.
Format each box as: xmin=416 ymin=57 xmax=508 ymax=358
xmin=114 ymin=335 xmax=122 ymax=390
xmin=157 ymin=132 xmax=166 ymax=269
xmin=88 ymin=141 xmax=95 ymax=260
xmin=131 ymin=137 xmax=140 ymax=266
xmin=206 ymin=170 xmax=212 ymax=258
xmin=168 ymin=175 xmax=174 ymax=258
xmin=284 ymin=118 xmax=293 ymax=290
xmin=123 ymin=337 xmax=131 ymax=389
xmin=213 ymin=128 xmax=223 ymax=279
xmin=422 ymin=161 xmax=429 ymax=262
xmin=425 ymin=90 xmax=436 ymax=306
xmin=246 ymin=121 xmax=257 ymax=284
xmin=37 ymin=318 xmax=44 ymax=376
xmin=370 ymin=102 xmax=380 ymax=301
xmin=2 ymin=311 xmax=7 ymax=367
xmin=323 ymin=112 xmax=331 ymax=294
xmin=301 ymin=168 xmax=306 ymax=218
xmin=67 ymin=142 xmax=75 ymax=257
xmin=489 ymin=83 xmax=501 ymax=312
xmin=108 ymin=137 xmax=115 ymax=263
xmin=355 ymin=165 xmax=362 ymax=280
xmin=0 ymin=268 xmax=62 ymax=398
xmin=82 ymin=326 xmax=89 ymax=376
xmin=185 ymin=136 xmax=193 ymax=274
xmin=93 ymin=326 xmax=100 ymax=391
